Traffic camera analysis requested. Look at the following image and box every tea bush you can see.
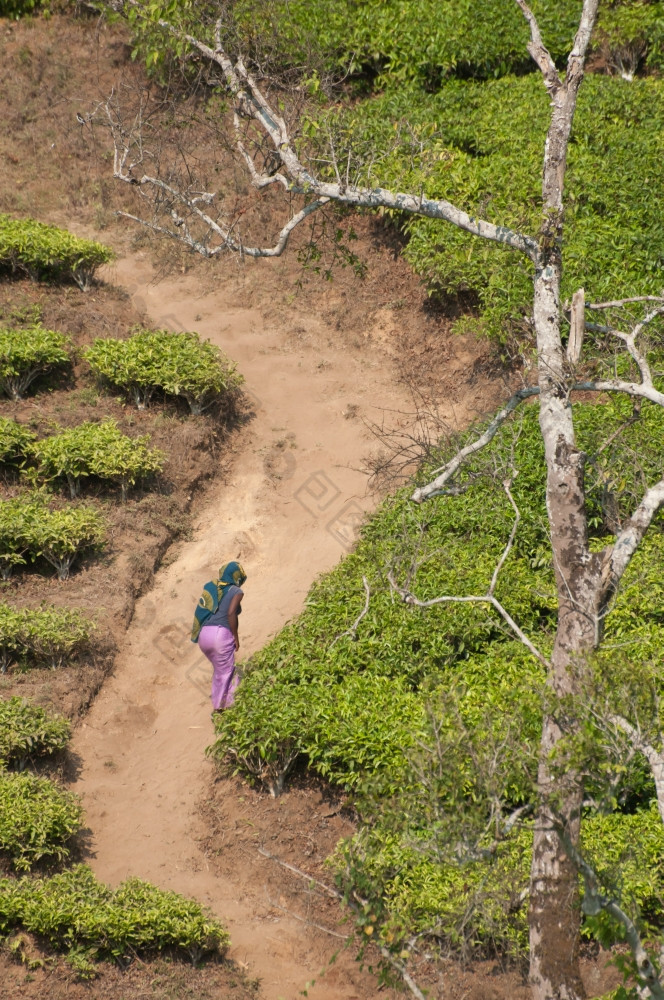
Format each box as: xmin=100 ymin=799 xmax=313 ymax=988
xmin=0 ymin=418 xmax=35 ymax=467
xmin=212 ymin=669 xmax=426 ymax=797
xmin=31 ymin=502 xmax=106 ymax=580
xmin=333 ymin=805 xmax=664 ymax=958
xmin=0 ymin=865 xmax=229 ymax=964
xmin=0 ymin=492 xmax=43 ymax=579
xmin=321 ymin=74 xmax=664 ymax=339
xmin=0 ymin=770 xmax=82 ymax=870
xmin=29 ymin=420 xmax=165 ymax=500
xmin=0 ymin=215 xmax=114 ymax=290
xmin=0 ymin=492 xmax=106 ymax=580
xmin=0 ymin=603 xmax=94 ymax=673
xmin=0 ymin=324 xmax=71 ymax=400
xmin=85 ymin=328 xmax=244 ymax=413
xmin=127 ymin=1 xmax=664 ymax=83
xmin=0 ymin=698 xmax=70 ymax=769
xmin=0 ymin=0 xmax=49 ymax=17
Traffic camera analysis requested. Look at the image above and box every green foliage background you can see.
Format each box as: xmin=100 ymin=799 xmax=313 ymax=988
xmin=323 ymin=74 xmax=664 ymax=338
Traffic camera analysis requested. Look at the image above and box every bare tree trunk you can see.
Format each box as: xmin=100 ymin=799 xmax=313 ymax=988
xmin=523 ymin=6 xmax=600 ymax=989
xmin=528 ymin=227 xmax=603 ymax=998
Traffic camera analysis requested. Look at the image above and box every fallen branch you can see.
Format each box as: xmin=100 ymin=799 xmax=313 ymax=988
xmin=257 ymin=846 xmax=341 ymax=898
xmin=266 ymin=894 xmax=348 ymax=940
xmin=259 ymin=848 xmax=429 ymax=1000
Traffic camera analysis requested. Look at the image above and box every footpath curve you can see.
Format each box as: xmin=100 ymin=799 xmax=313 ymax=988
xmin=69 ymin=251 xmax=426 ymax=1000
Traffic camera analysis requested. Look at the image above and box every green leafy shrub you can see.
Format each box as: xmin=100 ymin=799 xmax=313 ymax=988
xmin=85 ymin=328 xmax=244 ymax=413
xmin=211 ymin=664 xmax=426 ymax=797
xmin=31 ymin=502 xmax=106 ymax=581
xmin=0 ymin=493 xmax=106 ymax=581
xmin=0 ymin=604 xmax=94 ymax=673
xmin=0 ymin=770 xmax=82 ymax=871
xmin=29 ymin=420 xmax=165 ymax=500
xmin=0 ymin=865 xmax=229 ymax=964
xmin=0 ymin=0 xmax=49 ymax=17
xmin=0 ymin=324 xmax=71 ymax=400
xmin=0 ymin=493 xmax=43 ymax=580
xmin=333 ymin=805 xmax=664 ymax=958
xmin=595 ymin=2 xmax=664 ymax=76
xmin=129 ymin=1 xmax=664 ymax=85
xmin=322 ymin=73 xmax=664 ymax=339
xmin=0 ymin=215 xmax=114 ymax=291
xmin=0 ymin=418 xmax=35 ymax=467
xmin=0 ymin=698 xmax=70 ymax=769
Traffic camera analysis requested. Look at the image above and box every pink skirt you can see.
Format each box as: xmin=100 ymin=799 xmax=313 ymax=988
xmin=198 ymin=625 xmax=239 ymax=710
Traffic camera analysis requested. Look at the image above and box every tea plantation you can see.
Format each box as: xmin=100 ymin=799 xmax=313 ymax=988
xmin=117 ymin=0 xmax=664 ymax=962
xmin=211 ymin=394 xmax=664 ymax=956
xmin=0 ymin=215 xmax=239 ymax=973
xmin=0 ymin=696 xmax=228 ymax=972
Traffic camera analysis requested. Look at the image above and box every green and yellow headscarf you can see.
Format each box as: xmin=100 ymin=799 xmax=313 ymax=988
xmin=191 ymin=561 xmax=247 ymax=643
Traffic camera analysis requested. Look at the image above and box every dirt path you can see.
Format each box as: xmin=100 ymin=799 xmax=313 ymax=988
xmin=69 ymin=250 xmax=450 ymax=1000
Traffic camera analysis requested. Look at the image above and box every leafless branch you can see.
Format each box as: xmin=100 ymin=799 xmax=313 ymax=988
xmin=573 ymin=380 xmax=664 ymax=407
xmin=391 ymin=478 xmax=551 ymax=670
xmin=257 ymin=847 xmax=342 ymax=899
xmin=609 ymin=715 xmax=664 ymax=825
xmin=96 ymin=0 xmax=539 ymax=262
xmin=258 ymin=847 xmax=428 ymax=1000
xmin=566 ymin=288 xmax=585 ymax=364
xmin=378 ymin=945 xmax=429 ymax=1000
xmin=587 ymin=296 xmax=664 ymax=310
xmin=604 ymin=473 xmax=664 ymax=595
xmin=555 ymin=820 xmax=664 ymax=1000
xmin=593 ymin=401 xmax=641 ymax=458
xmin=488 ymin=477 xmax=521 ymax=597
xmin=266 ymin=894 xmax=348 ymax=940
xmin=411 ymin=387 xmax=539 ymax=503
xmin=515 ymin=0 xmax=562 ymax=95
xmin=330 ymin=576 xmax=371 ymax=647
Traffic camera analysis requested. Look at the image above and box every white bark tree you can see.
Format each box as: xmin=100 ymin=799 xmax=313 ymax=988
xmin=96 ymin=2 xmax=664 ymax=998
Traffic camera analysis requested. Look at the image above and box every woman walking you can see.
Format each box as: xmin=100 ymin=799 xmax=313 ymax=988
xmin=191 ymin=561 xmax=246 ymax=712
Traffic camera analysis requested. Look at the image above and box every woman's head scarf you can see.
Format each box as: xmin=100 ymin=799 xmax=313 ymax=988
xmin=191 ymin=561 xmax=247 ymax=642
xmin=218 ymin=561 xmax=247 ymax=589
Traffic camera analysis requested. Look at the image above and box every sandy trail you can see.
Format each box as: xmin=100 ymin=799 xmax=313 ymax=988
xmin=70 ymin=252 xmax=440 ymax=999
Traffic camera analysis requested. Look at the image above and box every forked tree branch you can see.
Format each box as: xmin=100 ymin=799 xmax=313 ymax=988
xmin=515 ymin=0 xmax=562 ymax=96
xmin=391 ymin=479 xmax=551 ymax=670
xmin=605 ymin=475 xmax=664 ymax=595
xmin=98 ymin=0 xmax=539 ymax=262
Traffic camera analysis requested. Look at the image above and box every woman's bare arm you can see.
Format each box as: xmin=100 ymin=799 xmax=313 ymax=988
xmin=227 ymin=591 xmax=243 ymax=651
